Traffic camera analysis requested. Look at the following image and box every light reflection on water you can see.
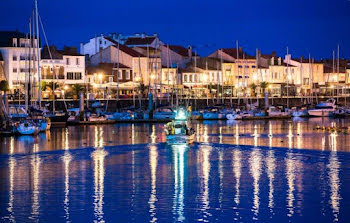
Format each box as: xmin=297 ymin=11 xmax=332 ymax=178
xmin=0 ymin=142 xmax=350 ymax=222
xmin=2 ymin=118 xmax=350 ymax=155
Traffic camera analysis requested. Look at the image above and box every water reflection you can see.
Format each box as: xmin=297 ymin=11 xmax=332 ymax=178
xmin=149 ymin=145 xmax=158 ymax=222
xmin=62 ymin=151 xmax=72 ymax=222
xmin=30 ymin=148 xmax=40 ymax=221
xmin=199 ymin=145 xmax=212 ymax=222
xmin=232 ymin=149 xmax=242 ymax=220
xmin=249 ymin=149 xmax=262 ymax=220
xmin=286 ymin=152 xmax=296 ymax=217
xmin=92 ymin=149 xmax=108 ymax=222
xmin=172 ymin=144 xmax=187 ymax=222
xmin=266 ymin=150 xmax=276 ymax=214
xmin=328 ymin=152 xmax=341 ymax=221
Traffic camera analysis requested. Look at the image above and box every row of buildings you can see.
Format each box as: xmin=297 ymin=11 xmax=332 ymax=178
xmin=1 ymin=31 xmax=349 ymax=99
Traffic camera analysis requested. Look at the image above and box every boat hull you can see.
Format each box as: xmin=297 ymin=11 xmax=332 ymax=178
xmin=166 ymin=134 xmax=195 ymax=144
xmin=308 ymin=109 xmax=334 ymax=117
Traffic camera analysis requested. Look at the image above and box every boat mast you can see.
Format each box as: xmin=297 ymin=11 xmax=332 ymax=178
xmin=337 ymin=44 xmax=340 ymax=100
xmin=35 ymin=0 xmax=41 ymax=109
xmin=286 ymin=46 xmax=289 ymax=109
xmin=236 ymin=41 xmax=240 ymax=106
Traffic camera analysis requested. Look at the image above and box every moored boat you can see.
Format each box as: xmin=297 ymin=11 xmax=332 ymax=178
xmin=308 ymin=99 xmax=336 ymax=117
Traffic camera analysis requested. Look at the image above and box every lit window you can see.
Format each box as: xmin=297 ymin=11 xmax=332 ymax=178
xmin=126 ymin=70 xmax=130 ymax=80
xmin=109 ymin=77 xmax=113 ymax=82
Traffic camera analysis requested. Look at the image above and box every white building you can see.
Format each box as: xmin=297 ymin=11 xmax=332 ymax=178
xmin=0 ymin=31 xmax=40 ymax=90
xmin=80 ymin=33 xmax=161 ymax=57
xmin=159 ymin=45 xmax=197 ymax=68
xmin=41 ymin=46 xmax=86 ymax=85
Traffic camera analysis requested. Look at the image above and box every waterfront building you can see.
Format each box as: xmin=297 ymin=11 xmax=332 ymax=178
xmin=180 ymin=57 xmax=222 ymax=97
xmin=90 ymin=40 xmax=162 ymax=92
xmin=124 ymin=33 xmax=162 ymax=48
xmin=209 ymin=48 xmax=257 ymax=88
xmin=259 ymin=53 xmax=298 ymax=97
xmin=160 ymin=67 xmax=178 ymax=93
xmin=0 ymin=31 xmax=39 ymax=90
xmin=159 ymin=45 xmax=197 ymax=68
xmin=322 ymin=59 xmax=348 ymax=95
xmin=284 ymin=55 xmax=324 ymax=95
xmin=86 ymin=63 xmax=133 ymax=99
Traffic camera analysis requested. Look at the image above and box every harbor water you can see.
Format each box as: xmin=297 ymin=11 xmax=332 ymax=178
xmin=1 ymin=118 xmax=350 ymax=222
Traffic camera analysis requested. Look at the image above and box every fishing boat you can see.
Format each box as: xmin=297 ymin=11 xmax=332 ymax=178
xmin=15 ymin=119 xmax=39 ymax=135
xmin=165 ymin=108 xmax=195 ymax=144
xmin=308 ymin=99 xmax=336 ymax=117
xmin=8 ymin=105 xmax=28 ymax=119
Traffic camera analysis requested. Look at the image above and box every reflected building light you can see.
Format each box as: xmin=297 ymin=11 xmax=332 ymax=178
xmin=327 ymin=152 xmax=341 ymax=222
xmin=7 ymin=156 xmax=16 ymax=222
xmin=232 ymin=149 xmax=241 ymax=221
xmin=249 ymin=149 xmax=262 ymax=220
xmin=286 ymin=152 xmax=295 ymax=218
xmin=65 ymin=128 xmax=69 ymax=150
xmin=200 ymin=145 xmax=212 ymax=221
xmin=131 ymin=150 xmax=136 ymax=212
xmin=296 ymin=122 xmax=302 ymax=149
xmin=132 ymin=124 xmax=135 ymax=145
xmin=253 ymin=124 xmax=258 ymax=147
xmin=196 ymin=123 xmax=200 ymax=142
xmin=322 ymin=136 xmax=326 ymax=151
xmin=151 ymin=125 xmax=157 ymax=144
xmin=269 ymin=123 xmax=273 ymax=148
xmin=203 ymin=126 xmax=209 ymax=143
xmin=92 ymin=149 xmax=108 ymax=223
xmin=219 ymin=126 xmax=223 ymax=144
xmin=235 ymin=125 xmax=239 ymax=145
xmin=10 ymin=137 xmax=14 ymax=155
xmin=99 ymin=127 xmax=104 ymax=148
xmin=288 ymin=123 xmax=293 ymax=149
xmin=62 ymin=151 xmax=72 ymax=221
xmin=266 ymin=150 xmax=275 ymax=214
xmin=329 ymin=132 xmax=337 ymax=152
xmin=31 ymin=152 xmax=41 ymax=220
xmin=172 ymin=144 xmax=187 ymax=222
xmin=218 ymin=150 xmax=224 ymax=209
xmin=149 ymin=145 xmax=158 ymax=223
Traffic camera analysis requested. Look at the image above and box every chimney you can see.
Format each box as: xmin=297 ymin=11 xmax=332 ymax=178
xmin=141 ymin=32 xmax=146 ymax=38
xmin=239 ymin=47 xmax=243 ymax=52
xmin=188 ymin=46 xmax=193 ymax=58
xmin=278 ymin=57 xmax=281 ymax=65
xmin=271 ymin=57 xmax=274 ymax=65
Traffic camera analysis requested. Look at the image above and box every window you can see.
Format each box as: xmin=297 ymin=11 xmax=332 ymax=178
xmin=238 ymin=65 xmax=242 ymax=68
xmin=67 ymin=72 xmax=74 ymax=79
xmin=245 ymin=65 xmax=249 ymax=68
xmin=66 ymin=58 xmax=70 ymax=65
xmin=184 ymin=74 xmax=188 ymax=82
xmin=13 ymin=55 xmax=17 ymax=61
xmin=252 ymin=65 xmax=256 ymax=68
xmin=75 ymin=72 xmax=82 ymax=80
xmin=126 ymin=70 xmax=130 ymax=80
xmin=118 ymin=71 xmax=122 ymax=80
xmin=13 ymin=68 xmax=17 ymax=73
xmin=76 ymin=58 xmax=80 ymax=65
xmin=12 ymin=38 xmax=17 ymax=47
xmin=109 ymin=77 xmax=113 ymax=82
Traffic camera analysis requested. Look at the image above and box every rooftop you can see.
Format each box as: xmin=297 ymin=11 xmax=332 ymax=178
xmin=104 ymin=37 xmax=145 ymax=57
xmin=87 ymin=63 xmax=131 ymax=75
xmin=221 ymin=48 xmax=255 ymax=60
xmin=168 ymin=45 xmax=197 ymax=57
xmin=124 ymin=36 xmax=156 ymax=46
xmin=0 ymin=30 xmax=27 ymax=47
xmin=42 ymin=46 xmax=83 ymax=59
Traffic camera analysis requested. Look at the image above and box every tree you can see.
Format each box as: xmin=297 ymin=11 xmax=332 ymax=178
xmin=260 ymin=81 xmax=269 ymax=94
xmin=0 ymin=80 xmax=9 ymax=93
xmin=71 ymin=84 xmax=84 ymax=97
xmin=249 ymin=83 xmax=257 ymax=97
xmin=40 ymin=81 xmax=48 ymax=92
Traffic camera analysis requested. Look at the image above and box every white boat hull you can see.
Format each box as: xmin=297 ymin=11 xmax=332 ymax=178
xmin=308 ymin=109 xmax=334 ymax=117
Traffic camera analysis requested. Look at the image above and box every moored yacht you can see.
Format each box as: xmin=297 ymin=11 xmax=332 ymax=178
xmin=308 ymin=99 xmax=336 ymax=117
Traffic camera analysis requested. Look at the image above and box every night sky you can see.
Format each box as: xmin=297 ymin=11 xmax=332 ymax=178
xmin=1 ymin=0 xmax=349 ymax=59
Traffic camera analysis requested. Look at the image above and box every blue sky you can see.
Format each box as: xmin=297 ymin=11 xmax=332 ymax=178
xmin=1 ymin=0 xmax=349 ymax=59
